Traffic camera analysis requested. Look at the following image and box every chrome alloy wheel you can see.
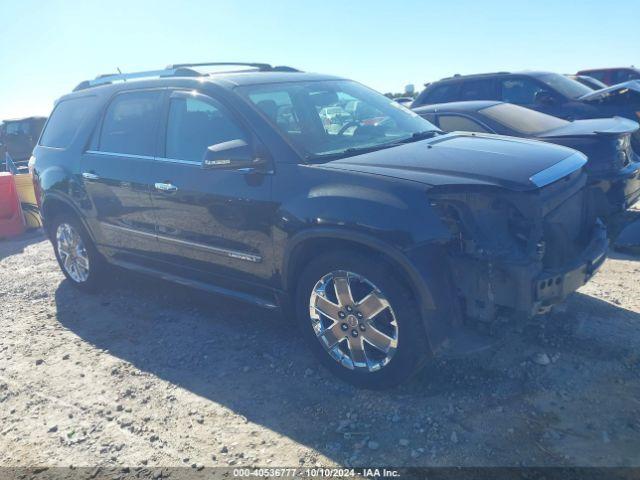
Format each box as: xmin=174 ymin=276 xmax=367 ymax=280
xmin=56 ymin=223 xmax=90 ymax=283
xmin=309 ymin=270 xmax=399 ymax=372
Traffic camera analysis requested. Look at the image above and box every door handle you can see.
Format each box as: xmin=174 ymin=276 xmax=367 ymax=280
xmin=154 ymin=182 xmax=178 ymax=193
xmin=82 ymin=172 xmax=100 ymax=181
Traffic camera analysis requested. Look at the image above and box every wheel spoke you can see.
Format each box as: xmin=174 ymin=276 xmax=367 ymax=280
xmin=347 ymin=336 xmax=367 ymax=365
xmin=333 ymin=275 xmax=354 ymax=307
xmin=363 ymin=325 xmax=394 ymax=353
xmin=318 ymin=321 xmax=345 ymax=349
xmin=313 ymin=294 xmax=341 ymax=321
xmin=357 ymin=291 xmax=387 ymax=320
xmin=76 ymin=255 xmax=90 ymax=272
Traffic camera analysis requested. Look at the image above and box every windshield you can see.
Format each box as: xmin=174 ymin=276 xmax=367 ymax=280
xmin=480 ymin=103 xmax=569 ymax=135
xmin=538 ymin=73 xmax=593 ymax=99
xmin=237 ymin=80 xmax=438 ymax=159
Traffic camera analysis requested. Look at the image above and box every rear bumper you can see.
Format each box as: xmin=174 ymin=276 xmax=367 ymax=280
xmin=589 ymin=160 xmax=640 ymax=214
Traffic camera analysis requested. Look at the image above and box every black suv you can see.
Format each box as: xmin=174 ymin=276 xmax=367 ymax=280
xmin=33 ymin=63 xmax=608 ymax=388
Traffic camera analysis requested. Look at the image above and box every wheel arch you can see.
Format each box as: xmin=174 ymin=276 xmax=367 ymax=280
xmin=40 ymin=193 xmax=92 ymax=240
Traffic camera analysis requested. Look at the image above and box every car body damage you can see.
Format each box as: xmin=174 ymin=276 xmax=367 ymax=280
xmin=322 ymin=134 xmax=608 ymax=323
xmin=424 ymin=152 xmax=606 ymax=322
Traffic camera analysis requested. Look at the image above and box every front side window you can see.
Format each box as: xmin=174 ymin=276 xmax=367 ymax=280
xmin=500 ymin=78 xmax=549 ymax=105
xmin=238 ymin=80 xmax=437 ymax=159
xmin=480 ymin=103 xmax=568 ymax=135
xmin=585 ymin=70 xmax=607 ymax=82
xmin=438 ymin=115 xmax=490 ymax=133
xmin=612 ymin=69 xmax=640 ymax=84
xmin=40 ymin=96 xmax=96 ymax=148
xmin=99 ymin=90 xmax=162 ymax=156
xmin=166 ymin=95 xmax=247 ymax=162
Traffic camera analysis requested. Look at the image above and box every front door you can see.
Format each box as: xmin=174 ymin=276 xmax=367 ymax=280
xmin=81 ymin=89 xmax=163 ymax=258
xmin=150 ymin=90 xmax=275 ymax=285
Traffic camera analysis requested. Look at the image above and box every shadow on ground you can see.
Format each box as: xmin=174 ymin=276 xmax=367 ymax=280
xmin=52 ymin=269 xmax=640 ymax=466
xmin=0 ymin=229 xmax=45 ymax=260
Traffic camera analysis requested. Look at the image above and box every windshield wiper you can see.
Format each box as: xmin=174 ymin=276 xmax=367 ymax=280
xmin=396 ymin=129 xmax=442 ymax=143
xmin=305 ymin=143 xmax=399 ymax=163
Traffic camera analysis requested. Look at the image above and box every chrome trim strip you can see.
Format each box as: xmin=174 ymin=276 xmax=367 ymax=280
xmin=156 ymin=233 xmax=262 ymax=263
xmin=99 ymin=222 xmax=262 ymax=263
xmin=156 ymin=157 xmax=201 ymax=166
xmin=529 ymin=152 xmax=588 ymax=188
xmin=86 ymin=150 xmax=155 ymax=161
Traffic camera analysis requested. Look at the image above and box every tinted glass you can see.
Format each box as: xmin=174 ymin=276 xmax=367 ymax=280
xmin=425 ymin=83 xmax=460 ymax=103
xmin=438 ymin=115 xmax=490 ymax=133
xmin=99 ymin=91 xmax=162 ymax=156
xmin=238 ymin=80 xmax=437 ymax=158
xmin=612 ymin=69 xmax=640 ymax=84
xmin=480 ymin=103 xmax=568 ymax=135
xmin=586 ymin=70 xmax=607 ymax=82
xmin=537 ymin=73 xmax=592 ymax=99
xmin=460 ymin=80 xmax=496 ymax=100
xmin=166 ymin=96 xmax=247 ymax=162
xmin=500 ymin=78 xmax=547 ymax=104
xmin=40 ymin=97 xmax=96 ymax=148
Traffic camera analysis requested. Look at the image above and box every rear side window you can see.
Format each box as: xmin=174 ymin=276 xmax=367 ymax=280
xmin=99 ymin=90 xmax=162 ymax=156
xmin=40 ymin=97 xmax=95 ymax=148
xmin=460 ymin=80 xmax=496 ymax=100
xmin=166 ymin=96 xmax=247 ymax=162
xmin=425 ymin=83 xmax=460 ymax=104
xmin=438 ymin=115 xmax=490 ymax=133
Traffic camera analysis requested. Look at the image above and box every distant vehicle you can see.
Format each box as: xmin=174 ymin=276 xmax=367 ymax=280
xmin=411 ymin=71 xmax=640 ymax=149
xmin=393 ymin=97 xmax=414 ymax=107
xmin=32 ymin=62 xmax=607 ymax=388
xmin=413 ymin=100 xmax=640 ymax=216
xmin=0 ymin=116 xmax=47 ymax=171
xmin=568 ymin=74 xmax=607 ymax=90
xmin=577 ymin=67 xmax=640 ymax=86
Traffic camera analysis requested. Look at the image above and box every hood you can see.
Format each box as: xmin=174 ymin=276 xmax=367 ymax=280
xmin=579 ymin=80 xmax=640 ymax=102
xmin=538 ymin=116 xmax=640 ymax=139
xmin=319 ymin=133 xmax=586 ymax=192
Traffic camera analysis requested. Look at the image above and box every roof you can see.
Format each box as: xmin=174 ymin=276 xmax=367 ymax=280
xmin=413 ymin=100 xmax=502 ymax=114
xmin=436 ymin=71 xmax=555 ymax=82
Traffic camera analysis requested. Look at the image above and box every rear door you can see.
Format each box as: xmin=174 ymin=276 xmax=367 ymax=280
xmin=150 ymin=90 xmax=274 ymax=285
xmin=82 ymin=89 xmax=162 ymax=257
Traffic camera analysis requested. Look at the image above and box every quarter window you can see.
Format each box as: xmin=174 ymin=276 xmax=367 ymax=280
xmin=40 ymin=97 xmax=96 ymax=148
xmin=438 ymin=115 xmax=490 ymax=133
xmin=166 ymin=96 xmax=247 ymax=162
xmin=99 ymin=91 xmax=162 ymax=156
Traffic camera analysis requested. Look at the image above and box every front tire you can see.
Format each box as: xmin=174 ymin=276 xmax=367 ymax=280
xmin=295 ymin=250 xmax=431 ymax=389
xmin=50 ymin=214 xmax=106 ymax=293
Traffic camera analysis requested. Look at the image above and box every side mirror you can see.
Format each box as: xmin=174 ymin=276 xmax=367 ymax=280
xmin=535 ymin=90 xmax=556 ymax=106
xmin=202 ymin=139 xmax=265 ymax=170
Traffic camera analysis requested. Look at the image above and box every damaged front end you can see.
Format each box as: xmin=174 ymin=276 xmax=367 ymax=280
xmin=429 ymin=158 xmax=608 ymax=322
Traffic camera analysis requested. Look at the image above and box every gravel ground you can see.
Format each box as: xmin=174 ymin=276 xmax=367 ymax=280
xmin=1 ymin=224 xmax=640 ymax=470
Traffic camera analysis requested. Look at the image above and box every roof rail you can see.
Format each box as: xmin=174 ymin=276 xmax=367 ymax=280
xmin=73 ymin=63 xmax=302 ymax=92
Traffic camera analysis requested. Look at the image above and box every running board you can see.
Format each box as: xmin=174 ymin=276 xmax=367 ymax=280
xmin=109 ymin=259 xmax=279 ymax=310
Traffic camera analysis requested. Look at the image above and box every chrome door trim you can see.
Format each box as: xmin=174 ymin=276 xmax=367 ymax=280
xmin=86 ymin=150 xmax=155 ymax=161
xmin=154 ymin=182 xmax=178 ymax=192
xmin=82 ymin=172 xmax=100 ymax=180
xmin=156 ymin=232 xmax=262 ymax=263
xmin=98 ymin=222 xmax=262 ymax=263
xmin=156 ymin=157 xmax=201 ymax=166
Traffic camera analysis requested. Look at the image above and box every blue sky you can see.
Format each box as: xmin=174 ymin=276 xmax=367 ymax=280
xmin=0 ymin=0 xmax=637 ymax=119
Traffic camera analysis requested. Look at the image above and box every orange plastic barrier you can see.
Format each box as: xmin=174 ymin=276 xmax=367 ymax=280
xmin=0 ymin=172 xmax=25 ymax=238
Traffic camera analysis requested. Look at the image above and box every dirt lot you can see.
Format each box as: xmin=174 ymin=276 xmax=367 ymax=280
xmin=1 ymin=225 xmax=640 ymax=471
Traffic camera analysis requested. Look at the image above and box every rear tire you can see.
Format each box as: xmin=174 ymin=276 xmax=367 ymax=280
xmin=295 ymin=250 xmax=431 ymax=389
xmin=50 ymin=213 xmax=106 ymax=293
